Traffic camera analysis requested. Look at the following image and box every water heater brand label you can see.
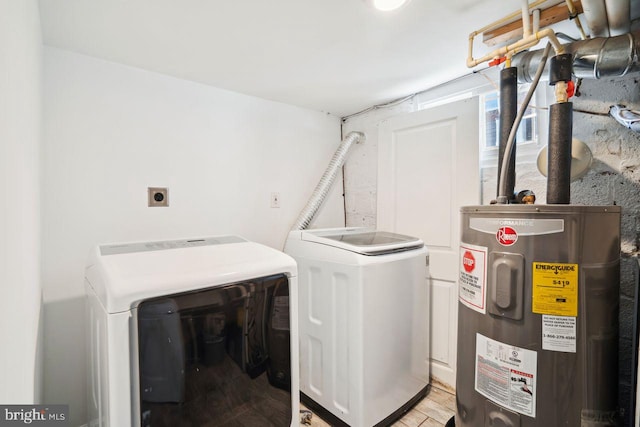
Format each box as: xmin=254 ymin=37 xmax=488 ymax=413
xmin=459 ymin=243 xmax=487 ymax=314
xmin=496 ymin=226 xmax=518 ymax=246
xmin=475 ymin=334 xmax=537 ymax=418
xmin=532 ymin=262 xmax=579 ymax=317
xmin=469 ymin=218 xmax=564 ymax=237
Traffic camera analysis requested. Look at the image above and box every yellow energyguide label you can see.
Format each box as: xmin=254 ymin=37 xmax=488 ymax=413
xmin=532 ymin=262 xmax=578 ymax=316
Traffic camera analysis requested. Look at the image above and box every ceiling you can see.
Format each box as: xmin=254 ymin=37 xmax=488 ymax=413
xmin=39 ymin=0 xmax=575 ymax=117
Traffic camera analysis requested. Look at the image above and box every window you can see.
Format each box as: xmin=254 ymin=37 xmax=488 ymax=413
xmin=483 ymin=92 xmax=500 ymax=148
xmin=481 ymin=83 xmax=539 ymax=151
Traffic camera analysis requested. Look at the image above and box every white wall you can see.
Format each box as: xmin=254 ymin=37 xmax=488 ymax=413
xmin=0 ymin=0 xmax=43 ymax=404
xmin=43 ymin=47 xmax=343 ymax=426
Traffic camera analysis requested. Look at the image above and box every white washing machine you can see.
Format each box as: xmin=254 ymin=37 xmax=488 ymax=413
xmin=85 ymin=236 xmax=299 ymax=427
xmin=284 ymin=227 xmax=430 ymax=427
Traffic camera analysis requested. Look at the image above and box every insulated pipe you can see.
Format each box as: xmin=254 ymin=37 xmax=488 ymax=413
xmin=582 ymin=0 xmax=610 ymax=37
xmin=512 ymin=31 xmax=640 ymax=82
xmin=497 ymin=43 xmax=552 ymax=204
xmin=497 ymin=67 xmax=518 ymax=201
xmin=547 ymin=102 xmax=573 ymax=204
xmin=605 ymin=0 xmax=631 ymax=36
xmin=291 ymin=131 xmax=364 ymax=230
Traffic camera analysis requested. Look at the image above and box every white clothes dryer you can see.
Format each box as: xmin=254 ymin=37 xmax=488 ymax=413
xmin=285 ymin=227 xmax=430 ymax=427
xmin=85 ymin=236 xmax=299 ymax=427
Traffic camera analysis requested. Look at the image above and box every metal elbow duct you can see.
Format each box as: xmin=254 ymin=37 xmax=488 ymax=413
xmin=291 ymin=131 xmax=365 ymax=231
xmin=512 ymin=30 xmax=640 ymax=82
xmin=573 ymin=31 xmax=639 ymax=79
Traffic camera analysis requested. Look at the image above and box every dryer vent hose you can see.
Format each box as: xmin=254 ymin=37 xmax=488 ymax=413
xmin=292 ymin=131 xmax=365 ymax=230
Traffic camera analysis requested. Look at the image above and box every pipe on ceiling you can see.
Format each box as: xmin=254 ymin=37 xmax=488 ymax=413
xmin=605 ymin=0 xmax=631 ymax=36
xmin=466 ymin=0 xmax=564 ymax=69
xmin=512 ymin=30 xmax=640 ymax=82
xmin=581 ymin=0 xmax=631 ymax=37
xmin=582 ymin=0 xmax=610 ymax=37
xmin=521 ymin=0 xmax=532 ymax=37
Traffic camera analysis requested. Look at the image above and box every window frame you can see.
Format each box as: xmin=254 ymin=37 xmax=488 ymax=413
xmin=479 ymin=83 xmax=549 ymax=169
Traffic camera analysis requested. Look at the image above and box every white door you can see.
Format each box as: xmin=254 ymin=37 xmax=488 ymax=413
xmin=377 ymin=98 xmax=480 ymax=389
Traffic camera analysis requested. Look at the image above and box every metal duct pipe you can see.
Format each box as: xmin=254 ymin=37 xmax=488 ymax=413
xmin=582 ymin=0 xmax=610 ymax=37
xmin=513 ymin=30 xmax=640 ymax=82
xmin=605 ymin=0 xmax=631 ymax=36
xmin=497 ymin=67 xmax=518 ymax=201
xmin=575 ymin=32 xmax=639 ymax=79
xmin=547 ymin=102 xmax=573 ymax=204
xmin=291 ymin=131 xmax=364 ymax=230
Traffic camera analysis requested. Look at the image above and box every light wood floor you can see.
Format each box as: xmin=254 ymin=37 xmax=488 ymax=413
xmin=300 ymin=384 xmax=455 ymax=427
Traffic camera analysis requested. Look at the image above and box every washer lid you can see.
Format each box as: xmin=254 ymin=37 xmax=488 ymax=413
xmin=301 ymin=227 xmax=423 ymax=255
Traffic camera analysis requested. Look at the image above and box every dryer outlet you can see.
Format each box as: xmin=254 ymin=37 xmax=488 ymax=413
xmin=148 ymin=187 xmax=169 ymax=207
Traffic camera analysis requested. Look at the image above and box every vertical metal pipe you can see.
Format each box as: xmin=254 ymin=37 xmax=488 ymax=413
xmin=497 ymin=67 xmax=518 ymax=201
xmin=605 ymin=0 xmax=630 ymax=36
xmin=547 ymin=102 xmax=573 ymax=204
xmin=582 ymin=0 xmax=610 ymax=37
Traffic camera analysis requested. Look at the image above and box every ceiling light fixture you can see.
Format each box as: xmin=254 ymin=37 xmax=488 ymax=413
xmin=367 ymin=0 xmax=410 ymax=12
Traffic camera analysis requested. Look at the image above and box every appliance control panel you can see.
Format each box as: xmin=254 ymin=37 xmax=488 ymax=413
xmin=100 ymin=236 xmax=246 ymax=256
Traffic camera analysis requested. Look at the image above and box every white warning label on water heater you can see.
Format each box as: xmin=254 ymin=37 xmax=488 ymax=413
xmin=475 ymin=333 xmax=537 ymax=418
xmin=542 ymin=315 xmax=576 ymax=353
xmin=459 ymin=243 xmax=488 ymax=314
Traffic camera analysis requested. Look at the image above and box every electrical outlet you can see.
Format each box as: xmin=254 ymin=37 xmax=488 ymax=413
xmin=271 ymin=192 xmax=280 ymax=208
xmin=148 ymin=187 xmax=169 ymax=207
